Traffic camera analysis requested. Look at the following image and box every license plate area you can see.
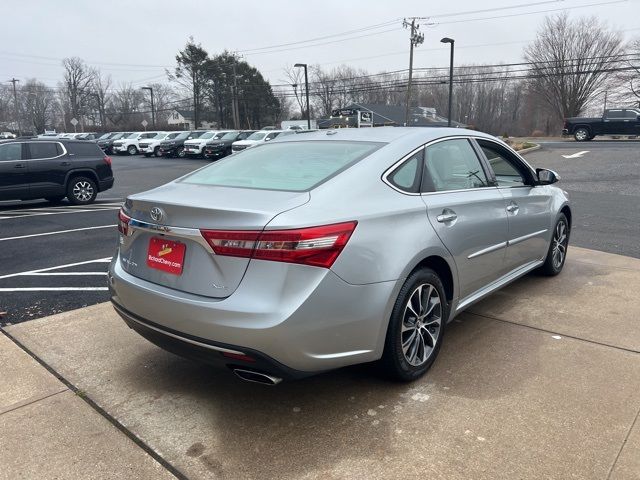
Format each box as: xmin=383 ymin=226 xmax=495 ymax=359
xmin=147 ymin=237 xmax=186 ymax=275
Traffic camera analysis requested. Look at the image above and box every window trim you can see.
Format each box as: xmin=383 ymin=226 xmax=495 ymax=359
xmin=26 ymin=141 xmax=67 ymax=161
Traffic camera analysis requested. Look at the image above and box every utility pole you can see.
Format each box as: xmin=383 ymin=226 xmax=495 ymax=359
xmin=142 ymin=87 xmax=155 ymax=128
xmin=9 ymin=78 xmax=20 ymax=134
xmin=294 ymin=63 xmax=310 ymax=129
xmin=403 ymin=18 xmax=425 ymax=126
xmin=231 ymin=58 xmax=240 ymax=129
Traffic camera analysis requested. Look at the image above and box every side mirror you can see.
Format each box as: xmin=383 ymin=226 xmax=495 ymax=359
xmin=536 ymin=168 xmax=560 ymax=185
xmin=265 ymin=137 xmax=272 ymax=141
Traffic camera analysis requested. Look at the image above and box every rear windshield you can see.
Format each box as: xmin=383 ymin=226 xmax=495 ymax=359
xmin=182 ymin=141 xmax=382 ymax=191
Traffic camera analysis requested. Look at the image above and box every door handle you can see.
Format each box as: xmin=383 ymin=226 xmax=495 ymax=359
xmin=506 ymin=202 xmax=519 ymax=213
xmin=436 ymin=211 xmax=458 ymax=223
xmin=60 ymin=161 xmax=71 ymax=166
xmin=14 ymin=163 xmax=26 ymax=169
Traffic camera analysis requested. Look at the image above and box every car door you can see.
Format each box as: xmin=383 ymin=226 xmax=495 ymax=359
xmin=420 ymin=138 xmax=510 ymax=300
xmin=475 ymin=138 xmax=552 ymax=272
xmin=26 ymin=141 xmax=68 ymax=198
xmin=624 ymin=109 xmax=640 ymax=135
xmin=0 ymin=142 xmax=28 ymax=200
xmin=603 ymin=109 xmax=626 ymax=135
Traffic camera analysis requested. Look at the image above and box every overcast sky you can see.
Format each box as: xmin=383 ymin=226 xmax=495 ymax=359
xmin=2 ymin=0 xmax=639 ymax=90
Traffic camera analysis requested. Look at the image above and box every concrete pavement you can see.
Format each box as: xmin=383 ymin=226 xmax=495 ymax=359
xmin=1 ymin=246 xmax=639 ymax=479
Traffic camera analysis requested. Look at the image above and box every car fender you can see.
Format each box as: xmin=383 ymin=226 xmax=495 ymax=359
xmin=64 ymin=168 xmax=99 ymax=188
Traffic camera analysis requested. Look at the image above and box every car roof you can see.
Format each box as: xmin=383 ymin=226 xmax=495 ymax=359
xmin=269 ymin=126 xmax=496 ymax=144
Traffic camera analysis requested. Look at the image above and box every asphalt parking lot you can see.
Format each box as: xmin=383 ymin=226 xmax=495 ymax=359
xmin=0 ymin=140 xmax=638 ymax=325
xmin=0 ymin=155 xmax=209 ymax=325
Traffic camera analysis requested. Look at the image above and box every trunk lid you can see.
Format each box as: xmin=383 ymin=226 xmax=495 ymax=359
xmin=119 ymin=182 xmax=309 ymax=298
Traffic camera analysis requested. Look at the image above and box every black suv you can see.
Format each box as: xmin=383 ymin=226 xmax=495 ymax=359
xmin=202 ymin=130 xmax=257 ymax=159
xmin=158 ymin=131 xmax=207 ymax=158
xmin=0 ymin=139 xmax=114 ymax=205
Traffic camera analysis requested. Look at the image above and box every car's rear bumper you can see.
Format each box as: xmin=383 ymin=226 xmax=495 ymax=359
xmin=108 ymin=252 xmax=395 ymax=373
xmin=112 ymin=301 xmax=311 ymax=381
xmin=98 ymin=177 xmax=114 ymax=192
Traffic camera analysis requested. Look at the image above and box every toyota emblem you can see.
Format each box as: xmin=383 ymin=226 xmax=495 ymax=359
xmin=150 ymin=207 xmax=164 ymax=222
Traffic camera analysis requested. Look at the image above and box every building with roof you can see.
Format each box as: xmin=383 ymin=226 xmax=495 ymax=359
xmin=167 ymin=110 xmax=217 ymax=130
xmin=317 ymin=103 xmax=464 ymax=129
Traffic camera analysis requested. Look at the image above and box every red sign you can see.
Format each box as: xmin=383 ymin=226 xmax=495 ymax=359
xmin=147 ymin=237 xmax=186 ymax=275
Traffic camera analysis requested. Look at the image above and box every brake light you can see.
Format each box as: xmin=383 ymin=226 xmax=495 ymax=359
xmin=200 ymin=221 xmax=357 ymax=269
xmin=103 ymin=155 xmax=112 ymax=166
xmin=117 ymin=209 xmax=131 ymax=236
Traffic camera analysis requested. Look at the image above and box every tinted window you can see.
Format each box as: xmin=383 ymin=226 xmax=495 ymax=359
xmin=605 ymin=110 xmax=624 ymax=119
xmin=477 ymin=140 xmax=527 ymax=187
xmin=66 ymin=142 xmax=103 ymax=157
xmin=183 ymin=141 xmax=382 ymax=191
xmin=626 ymin=110 xmax=639 ymax=119
xmin=424 ymin=139 xmax=488 ymax=192
xmin=387 ymin=150 xmax=423 ymax=193
xmin=0 ymin=143 xmax=22 ymax=161
xmin=29 ymin=142 xmax=59 ymax=159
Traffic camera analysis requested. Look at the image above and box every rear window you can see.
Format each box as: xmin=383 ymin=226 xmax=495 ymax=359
xmin=66 ymin=142 xmax=104 ymax=157
xmin=182 ymin=141 xmax=382 ymax=191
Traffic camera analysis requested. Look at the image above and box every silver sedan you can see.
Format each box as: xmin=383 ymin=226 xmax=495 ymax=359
xmin=109 ymin=127 xmax=570 ymax=384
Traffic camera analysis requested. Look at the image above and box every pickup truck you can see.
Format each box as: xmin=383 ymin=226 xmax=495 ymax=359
xmin=563 ymin=108 xmax=640 ymax=141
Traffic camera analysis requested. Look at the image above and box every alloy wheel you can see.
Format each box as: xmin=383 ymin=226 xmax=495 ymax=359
xmin=401 ymin=283 xmax=442 ymax=367
xmin=552 ymin=220 xmax=568 ymax=269
xmin=575 ymin=129 xmax=588 ymax=141
xmin=72 ymin=181 xmax=94 ymax=202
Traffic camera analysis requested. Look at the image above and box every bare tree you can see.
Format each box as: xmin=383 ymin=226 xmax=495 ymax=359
xmin=282 ymin=65 xmax=306 ymax=118
xmin=615 ymin=38 xmax=640 ymax=107
xmin=91 ymin=72 xmax=112 ymax=130
xmin=60 ymin=57 xmax=97 ymax=129
xmin=21 ymin=79 xmax=57 ymax=133
xmin=146 ymin=83 xmax=178 ymax=126
xmin=524 ymin=13 xmax=624 ymax=119
xmin=107 ymin=83 xmax=144 ymax=129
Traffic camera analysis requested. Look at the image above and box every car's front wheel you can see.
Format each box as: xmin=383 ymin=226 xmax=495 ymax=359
xmin=67 ymin=176 xmax=97 ymax=205
xmin=574 ymin=128 xmax=590 ymax=142
xmin=176 ymin=146 xmax=186 ymax=158
xmin=153 ymin=146 xmax=161 ymax=157
xmin=538 ymin=213 xmax=569 ymax=276
xmin=381 ymin=268 xmax=447 ymax=381
xmin=127 ymin=145 xmax=138 ymax=155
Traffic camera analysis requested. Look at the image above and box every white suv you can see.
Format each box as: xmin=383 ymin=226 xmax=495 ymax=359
xmin=183 ymin=131 xmax=227 ymax=157
xmin=231 ymin=130 xmax=295 ymax=153
xmin=139 ymin=132 xmax=182 ymax=157
xmin=113 ymin=132 xmax=162 ymax=155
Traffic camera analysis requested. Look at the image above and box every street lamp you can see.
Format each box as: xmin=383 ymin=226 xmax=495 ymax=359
xmin=294 ymin=63 xmax=311 ymax=129
xmin=440 ymin=37 xmax=455 ymax=127
xmin=141 ymin=86 xmax=155 ymax=129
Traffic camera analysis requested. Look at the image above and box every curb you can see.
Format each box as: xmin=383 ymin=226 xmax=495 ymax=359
xmin=516 ymin=144 xmax=541 ymax=155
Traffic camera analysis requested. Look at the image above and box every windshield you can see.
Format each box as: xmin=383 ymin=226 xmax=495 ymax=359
xmin=166 ymin=132 xmax=181 ymax=140
xmin=151 ymin=133 xmax=166 ymax=140
xmin=182 ymin=141 xmax=382 ymax=192
xmin=213 ymin=132 xmax=228 ymax=139
xmin=112 ymin=133 xmax=126 ymax=140
xmin=174 ymin=132 xmax=190 ymax=140
xmin=126 ymin=133 xmax=138 ymax=139
xmin=221 ymin=132 xmax=240 ymax=140
xmin=246 ymin=132 xmax=267 ymax=141
xmin=199 ymin=132 xmax=215 ymax=139
xmin=188 ymin=132 xmax=207 ymax=139
xmin=97 ymin=133 xmax=110 ymax=140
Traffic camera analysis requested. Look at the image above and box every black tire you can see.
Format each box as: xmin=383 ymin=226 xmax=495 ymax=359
xmin=127 ymin=145 xmax=138 ymax=155
xmin=66 ymin=176 xmax=98 ymax=205
xmin=176 ymin=146 xmax=186 ymax=158
xmin=153 ymin=146 xmax=161 ymax=157
xmin=44 ymin=195 xmax=65 ymax=203
xmin=574 ymin=127 xmax=590 ymax=142
xmin=538 ymin=213 xmax=569 ymax=276
xmin=381 ymin=268 xmax=448 ymax=381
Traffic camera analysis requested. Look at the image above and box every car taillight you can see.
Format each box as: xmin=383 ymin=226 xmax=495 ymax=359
xmin=117 ymin=209 xmax=131 ymax=236
xmin=103 ymin=155 xmax=112 ymax=166
xmin=200 ymin=221 xmax=357 ymax=269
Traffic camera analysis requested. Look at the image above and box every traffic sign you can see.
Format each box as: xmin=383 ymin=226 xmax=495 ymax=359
xmin=70 ymin=118 xmax=78 ymax=126
xmin=141 ymin=119 xmax=148 ymax=128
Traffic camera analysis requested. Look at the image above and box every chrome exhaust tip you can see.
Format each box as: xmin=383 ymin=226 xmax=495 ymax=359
xmin=233 ymin=368 xmax=283 ymax=385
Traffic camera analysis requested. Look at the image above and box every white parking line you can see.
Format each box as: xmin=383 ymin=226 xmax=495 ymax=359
xmin=0 ymin=225 xmax=116 ymax=242
xmin=0 ymin=287 xmax=109 ymax=292
xmin=0 ymin=206 xmax=119 ymax=220
xmin=0 ymin=257 xmax=112 ymax=280
xmin=21 ymin=272 xmax=107 ymax=276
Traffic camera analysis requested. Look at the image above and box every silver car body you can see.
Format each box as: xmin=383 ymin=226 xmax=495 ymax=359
xmin=109 ymin=127 xmax=569 ymax=378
